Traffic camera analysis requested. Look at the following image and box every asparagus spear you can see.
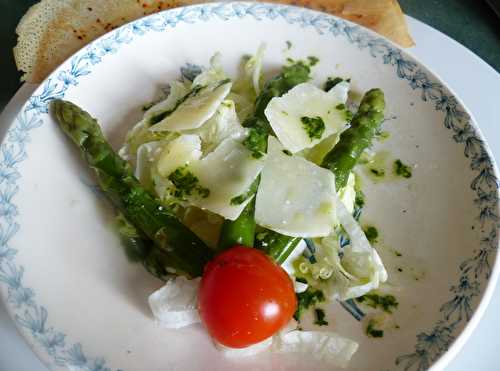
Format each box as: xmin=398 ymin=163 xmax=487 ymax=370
xmin=217 ymin=62 xmax=312 ymax=251
xmin=321 ymin=89 xmax=385 ymax=189
xmin=52 ymin=99 xmax=213 ymax=278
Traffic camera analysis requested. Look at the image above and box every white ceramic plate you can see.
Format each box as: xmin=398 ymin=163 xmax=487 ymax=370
xmin=0 ymin=3 xmax=499 ymax=371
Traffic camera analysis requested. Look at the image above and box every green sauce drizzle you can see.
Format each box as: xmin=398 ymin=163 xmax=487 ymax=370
xmin=314 ymin=308 xmax=329 ymax=326
xmin=363 ymin=226 xmax=379 ymax=243
xmin=393 ymin=159 xmax=412 ymax=178
xmin=307 ymin=56 xmax=320 ymax=66
xmin=294 ymin=288 xmax=325 ymax=321
xmin=243 ymin=127 xmax=267 ymax=159
xmin=168 ymin=166 xmax=210 ymax=200
xmin=366 ymin=319 xmax=384 ymax=338
xmin=356 ymin=294 xmax=399 ymax=313
xmin=301 ymin=116 xmax=325 ymax=141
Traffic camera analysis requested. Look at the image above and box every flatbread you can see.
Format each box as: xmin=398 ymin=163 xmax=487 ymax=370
xmin=14 ymin=0 xmax=414 ymax=83
xmin=267 ymin=0 xmax=414 ymax=47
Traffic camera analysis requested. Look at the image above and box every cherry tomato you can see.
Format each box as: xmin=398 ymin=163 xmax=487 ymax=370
xmin=198 ymin=245 xmax=297 ymax=348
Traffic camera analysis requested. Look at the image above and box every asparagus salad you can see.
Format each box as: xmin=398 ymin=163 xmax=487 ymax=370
xmin=53 ymin=45 xmax=389 ymax=367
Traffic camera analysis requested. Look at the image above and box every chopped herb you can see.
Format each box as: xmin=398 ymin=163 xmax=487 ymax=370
xmin=294 ymin=288 xmax=325 ymax=321
xmin=398 ymin=268 xmax=403 ymax=272
xmin=353 ymin=189 xmax=365 ymax=221
xmin=282 ymin=149 xmax=292 ymax=156
xmin=307 ymin=56 xmax=319 ymax=66
xmin=301 ymin=116 xmax=325 ymax=141
xmin=356 ymin=294 xmax=399 ymax=313
xmin=363 ymin=226 xmax=379 ymax=243
xmin=230 ymin=180 xmax=258 ymax=205
xmin=243 ymin=127 xmax=267 ymax=158
xmin=393 ymin=159 xmax=412 ymax=178
xmin=286 ymin=40 xmax=292 ymax=50
xmin=168 ymin=166 xmax=210 ymax=200
xmin=369 ymin=167 xmax=385 ymax=177
xmin=314 ymin=308 xmax=329 ymax=326
xmin=355 ymin=190 xmax=365 ymax=209
xmin=281 ymin=110 xmax=289 ymax=116
xmin=395 ymin=251 xmax=402 ymax=257
xmin=366 ymin=319 xmax=384 ymax=338
xmin=324 ymin=77 xmax=343 ymax=91
xmin=335 ymin=103 xmax=346 ymax=110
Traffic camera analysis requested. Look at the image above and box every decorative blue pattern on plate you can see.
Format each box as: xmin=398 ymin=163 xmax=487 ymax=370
xmin=0 ymin=3 xmax=498 ymax=370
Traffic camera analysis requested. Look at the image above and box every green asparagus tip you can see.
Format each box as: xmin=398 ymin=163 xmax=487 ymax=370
xmin=52 ymin=99 xmax=102 ymax=147
xmin=359 ymin=88 xmax=385 ymax=114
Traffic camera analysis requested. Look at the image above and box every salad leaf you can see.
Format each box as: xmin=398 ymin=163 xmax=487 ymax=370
xmin=273 ymin=329 xmax=359 ymax=368
xmin=190 ymin=100 xmax=246 ymax=154
xmin=144 ymin=80 xmax=192 ymax=124
xmin=192 ymin=52 xmax=227 ymax=87
xmin=148 ymin=276 xmax=201 ymax=329
xmin=230 ymin=44 xmax=266 ymax=120
xmin=149 ymin=81 xmax=232 ymax=132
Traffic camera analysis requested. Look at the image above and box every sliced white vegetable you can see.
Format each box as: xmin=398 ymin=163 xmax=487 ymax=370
xmin=192 ymin=100 xmax=246 ymax=153
xmin=338 ymin=172 xmax=356 ymax=215
xmin=118 ymin=119 xmax=149 ymax=162
xmin=144 ymin=80 xmax=191 ymax=122
xmin=264 ymin=82 xmax=350 ymax=153
xmin=150 ymin=82 xmax=233 ymax=132
xmin=215 ymin=337 xmax=273 ymax=358
xmin=335 ymin=200 xmax=388 ymax=298
xmin=273 ymin=330 xmax=359 ymax=368
xmin=189 ymin=138 xmax=265 ymax=220
xmin=255 ymin=137 xmax=337 ymax=237
xmin=148 ymin=277 xmax=201 ymax=329
xmin=293 ymin=280 xmax=309 ymax=293
xmin=135 ymin=141 xmax=162 ymax=185
xmin=247 ymin=43 xmax=266 ymax=96
xmin=155 ymin=134 xmax=202 ymax=177
xmin=193 ymin=52 xmax=227 ymax=87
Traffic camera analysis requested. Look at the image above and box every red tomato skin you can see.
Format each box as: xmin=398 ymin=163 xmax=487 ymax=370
xmin=198 ymin=246 xmax=297 ymax=348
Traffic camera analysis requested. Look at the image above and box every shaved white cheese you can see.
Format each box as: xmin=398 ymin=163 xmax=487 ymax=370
xmin=264 ymin=82 xmax=350 ymax=153
xmin=215 ymin=337 xmax=273 ymax=358
xmin=192 ymin=100 xmax=246 ymax=153
xmin=155 ymin=135 xmax=202 ymax=177
xmin=150 ymin=82 xmax=232 ymax=132
xmin=135 ymin=141 xmax=161 ymax=185
xmin=255 ymin=137 xmax=336 ymax=237
xmin=148 ymin=277 xmax=201 ymax=329
xmin=189 ymin=138 xmax=265 ymax=220
xmin=273 ymin=330 xmax=359 ymax=368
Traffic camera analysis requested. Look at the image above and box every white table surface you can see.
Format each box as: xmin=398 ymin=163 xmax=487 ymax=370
xmin=1 ymin=15 xmax=499 ymax=371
